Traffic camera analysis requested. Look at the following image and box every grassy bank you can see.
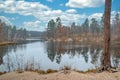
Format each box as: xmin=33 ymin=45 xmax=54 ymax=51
xmin=0 ymin=42 xmax=17 ymax=46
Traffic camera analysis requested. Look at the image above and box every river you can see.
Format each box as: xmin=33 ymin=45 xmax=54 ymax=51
xmin=0 ymin=41 xmax=120 ymax=72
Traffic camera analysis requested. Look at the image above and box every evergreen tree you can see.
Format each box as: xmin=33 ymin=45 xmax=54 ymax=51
xmin=114 ymin=13 xmax=120 ymax=35
xmin=100 ymin=14 xmax=104 ymax=33
xmin=83 ymin=18 xmax=89 ymax=33
xmin=56 ymin=17 xmax=61 ymax=28
xmin=90 ymin=18 xmax=100 ymax=35
xmin=47 ymin=19 xmax=56 ymax=39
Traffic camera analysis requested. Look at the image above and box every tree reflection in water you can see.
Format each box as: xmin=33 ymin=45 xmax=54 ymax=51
xmin=0 ymin=44 xmax=26 ymax=65
xmin=0 ymin=41 xmax=119 ymax=72
xmin=46 ymin=41 xmax=120 ymax=68
xmin=111 ymin=47 xmax=120 ymax=68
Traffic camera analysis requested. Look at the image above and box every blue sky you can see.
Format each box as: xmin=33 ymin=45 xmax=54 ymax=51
xmin=0 ymin=0 xmax=119 ymax=31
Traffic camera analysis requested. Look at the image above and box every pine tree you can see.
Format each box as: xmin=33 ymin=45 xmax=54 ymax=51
xmin=102 ymin=0 xmax=112 ymax=70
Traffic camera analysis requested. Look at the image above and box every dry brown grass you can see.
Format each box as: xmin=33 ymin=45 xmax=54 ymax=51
xmin=0 ymin=42 xmax=17 ymax=46
xmin=0 ymin=71 xmax=120 ymax=80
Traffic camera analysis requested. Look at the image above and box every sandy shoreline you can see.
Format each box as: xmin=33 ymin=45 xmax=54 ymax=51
xmin=0 ymin=71 xmax=120 ymax=80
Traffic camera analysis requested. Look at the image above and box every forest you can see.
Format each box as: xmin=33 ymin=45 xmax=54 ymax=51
xmin=0 ymin=19 xmax=42 ymax=45
xmin=41 ymin=13 xmax=120 ymax=44
xmin=0 ymin=19 xmax=27 ymax=43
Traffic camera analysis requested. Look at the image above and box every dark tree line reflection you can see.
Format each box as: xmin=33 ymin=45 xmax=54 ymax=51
xmin=46 ymin=41 xmax=120 ymax=67
xmin=111 ymin=47 xmax=120 ymax=67
xmin=0 ymin=41 xmax=119 ymax=72
xmin=0 ymin=44 xmax=26 ymax=65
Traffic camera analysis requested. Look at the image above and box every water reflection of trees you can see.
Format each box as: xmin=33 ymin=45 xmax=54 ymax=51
xmin=111 ymin=47 xmax=120 ymax=67
xmin=47 ymin=41 xmax=56 ymax=62
xmin=46 ymin=41 xmax=120 ymax=68
xmin=90 ymin=46 xmax=102 ymax=66
xmin=0 ymin=44 xmax=26 ymax=65
xmin=81 ymin=47 xmax=89 ymax=63
xmin=46 ymin=41 xmax=102 ymax=64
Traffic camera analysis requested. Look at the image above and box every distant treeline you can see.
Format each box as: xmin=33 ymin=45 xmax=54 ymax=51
xmin=27 ymin=31 xmax=42 ymax=38
xmin=41 ymin=13 xmax=120 ymax=42
xmin=0 ymin=19 xmax=43 ymax=43
xmin=0 ymin=19 xmax=27 ymax=42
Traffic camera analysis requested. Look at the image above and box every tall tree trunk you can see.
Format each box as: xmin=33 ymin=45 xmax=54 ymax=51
xmin=102 ymin=0 xmax=112 ymax=68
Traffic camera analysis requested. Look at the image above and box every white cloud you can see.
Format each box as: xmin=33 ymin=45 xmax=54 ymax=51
xmin=23 ymin=20 xmax=41 ymax=28
xmin=66 ymin=9 xmax=77 ymax=13
xmin=2 ymin=0 xmax=117 ymax=31
xmin=46 ymin=0 xmax=53 ymax=2
xmin=88 ymin=11 xmax=120 ymax=24
xmin=111 ymin=11 xmax=120 ymax=24
xmin=0 ymin=1 xmax=50 ymax=16
xmin=88 ymin=13 xmax=103 ymax=20
xmin=22 ymin=20 xmax=45 ymax=31
xmin=0 ymin=16 xmax=12 ymax=25
xmin=66 ymin=0 xmax=105 ymax=8
xmin=0 ymin=0 xmax=86 ymax=27
xmin=33 ymin=9 xmax=87 ymax=26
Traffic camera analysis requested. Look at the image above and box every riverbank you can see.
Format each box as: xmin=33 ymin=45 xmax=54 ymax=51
xmin=0 ymin=38 xmax=120 ymax=47
xmin=0 ymin=42 xmax=17 ymax=46
xmin=0 ymin=71 xmax=120 ymax=80
xmin=0 ymin=39 xmax=42 ymax=46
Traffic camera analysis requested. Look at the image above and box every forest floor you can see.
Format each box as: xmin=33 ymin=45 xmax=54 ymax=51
xmin=0 ymin=70 xmax=120 ymax=80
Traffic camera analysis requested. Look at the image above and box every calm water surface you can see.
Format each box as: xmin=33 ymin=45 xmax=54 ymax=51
xmin=0 ymin=41 xmax=120 ymax=72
